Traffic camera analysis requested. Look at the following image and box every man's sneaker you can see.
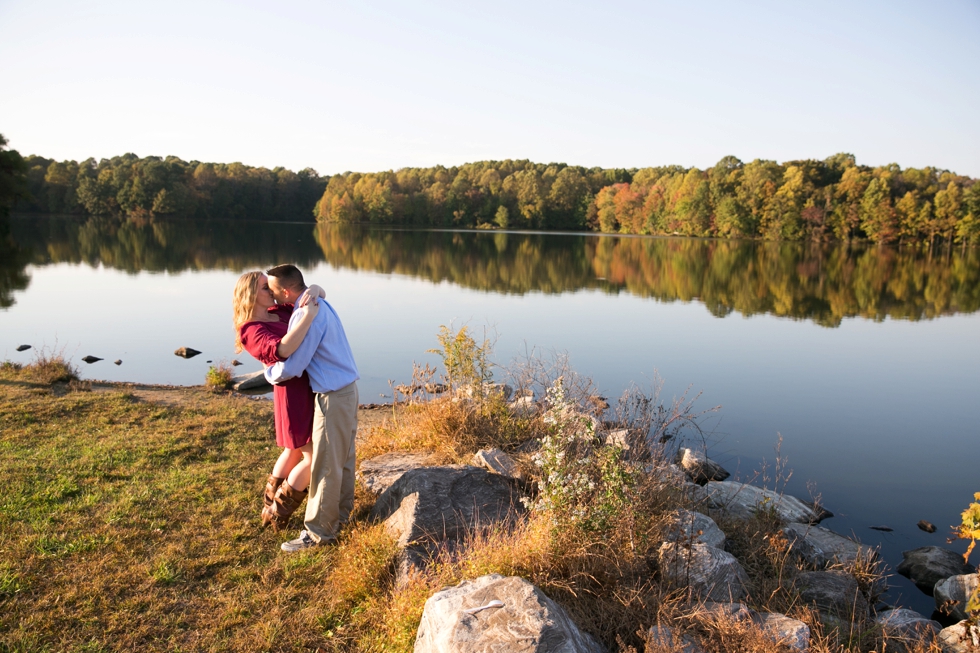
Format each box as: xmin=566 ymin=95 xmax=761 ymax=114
xmin=281 ymin=530 xmax=319 ymax=552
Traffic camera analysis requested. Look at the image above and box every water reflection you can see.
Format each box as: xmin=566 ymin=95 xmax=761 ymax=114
xmin=6 ymin=216 xmax=979 ymax=326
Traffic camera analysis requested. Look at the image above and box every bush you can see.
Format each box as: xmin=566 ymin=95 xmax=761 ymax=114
xmin=205 ymin=362 xmax=234 ymax=390
xmin=1 ymin=349 xmax=78 ymax=384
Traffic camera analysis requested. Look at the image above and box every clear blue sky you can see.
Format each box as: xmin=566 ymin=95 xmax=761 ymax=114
xmin=2 ymin=0 xmax=978 ymax=177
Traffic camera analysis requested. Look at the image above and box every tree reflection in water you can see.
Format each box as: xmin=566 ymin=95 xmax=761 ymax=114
xmin=5 ymin=216 xmax=979 ymax=327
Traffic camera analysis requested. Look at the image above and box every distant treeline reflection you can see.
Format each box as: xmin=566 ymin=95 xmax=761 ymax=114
xmin=4 ymin=217 xmax=978 ymax=326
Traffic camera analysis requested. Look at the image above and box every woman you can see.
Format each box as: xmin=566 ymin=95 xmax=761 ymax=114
xmin=233 ymin=270 xmax=323 ymax=530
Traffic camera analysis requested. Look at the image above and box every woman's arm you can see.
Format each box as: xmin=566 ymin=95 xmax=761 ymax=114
xmin=276 ymin=300 xmax=319 ymax=359
xmin=296 ymin=284 xmax=327 ymax=307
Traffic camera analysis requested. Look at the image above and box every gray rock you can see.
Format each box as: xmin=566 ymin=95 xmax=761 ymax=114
xmin=371 ymin=466 xmax=525 ymax=578
xmin=231 ymin=370 xmax=272 ymax=394
xmin=676 ymin=448 xmax=730 ymax=485
xmin=793 ymin=570 xmax=869 ymax=631
xmin=664 ymin=509 xmax=727 ymax=550
xmin=704 ymin=481 xmax=829 ymax=524
xmin=472 ymin=448 xmax=523 ymax=482
xmin=113 ymin=359 xmax=122 ymax=365
xmin=508 ymin=395 xmax=537 ymax=418
xmin=358 ymin=452 xmax=433 ymax=495
xmin=80 ymin=355 xmax=102 ymax=364
xmin=875 ymin=608 xmax=941 ymax=649
xmin=935 ymin=574 xmax=980 ymax=622
xmin=647 ymin=625 xmax=703 ymax=653
xmin=782 ymin=523 xmax=877 ymax=569
xmin=938 ymin=620 xmax=980 ymax=653
xmin=753 ymin=612 xmax=811 ymax=651
xmin=414 ymin=574 xmax=604 ymax=653
xmin=646 ymin=462 xmax=688 ymax=487
xmin=658 ymin=542 xmax=749 ymax=602
xmin=697 ymin=602 xmax=752 ymax=622
xmin=174 ymin=347 xmax=201 ymax=358
xmin=16 ymin=344 xmax=31 ymax=352
xmin=897 ymin=547 xmax=975 ymax=595
xmin=463 ymin=383 xmax=513 ymax=401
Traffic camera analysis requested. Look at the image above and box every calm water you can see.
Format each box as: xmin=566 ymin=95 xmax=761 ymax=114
xmin=3 ymin=215 xmax=979 ymax=615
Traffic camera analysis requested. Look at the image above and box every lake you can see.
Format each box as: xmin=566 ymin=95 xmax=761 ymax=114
xmin=3 ymin=214 xmax=978 ymax=616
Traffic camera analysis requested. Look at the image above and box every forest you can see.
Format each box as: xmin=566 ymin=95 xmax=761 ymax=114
xmin=12 ymin=150 xmax=326 ymax=221
xmin=3 ymin=133 xmax=979 ymax=245
xmin=313 ymin=156 xmax=980 ymax=245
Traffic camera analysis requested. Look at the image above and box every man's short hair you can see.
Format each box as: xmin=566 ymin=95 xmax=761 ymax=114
xmin=266 ymin=264 xmax=305 ymax=290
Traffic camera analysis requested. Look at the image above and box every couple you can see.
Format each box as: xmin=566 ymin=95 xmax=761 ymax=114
xmin=232 ymin=264 xmax=359 ymax=552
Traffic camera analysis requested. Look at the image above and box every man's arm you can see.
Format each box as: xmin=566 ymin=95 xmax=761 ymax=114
xmin=264 ymin=299 xmax=327 ymax=384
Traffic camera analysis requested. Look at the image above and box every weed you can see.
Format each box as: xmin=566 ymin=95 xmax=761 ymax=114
xmin=205 ymin=361 xmax=234 ymax=390
xmin=1 ymin=346 xmax=78 ymax=385
xmin=952 ymin=492 xmax=980 ymax=620
xmin=427 ymin=323 xmax=494 ymax=394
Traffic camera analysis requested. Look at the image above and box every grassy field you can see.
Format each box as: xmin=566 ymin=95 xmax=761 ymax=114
xmin=0 ymin=356 xmax=944 ymax=653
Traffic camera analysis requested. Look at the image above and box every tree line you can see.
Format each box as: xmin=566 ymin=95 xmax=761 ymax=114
xmin=3 ymin=132 xmax=979 ymax=244
xmin=12 ymin=149 xmax=326 ymax=221
xmin=314 ymin=156 xmax=980 ymax=245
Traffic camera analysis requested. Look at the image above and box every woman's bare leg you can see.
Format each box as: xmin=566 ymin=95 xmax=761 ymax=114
xmin=286 ymin=442 xmax=313 ymax=491
xmin=271 ymin=447 xmax=304 ymax=478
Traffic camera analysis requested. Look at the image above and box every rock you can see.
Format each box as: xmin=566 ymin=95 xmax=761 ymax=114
xmin=647 ymin=462 xmax=688 ymax=487
xmin=675 ymin=448 xmax=730 ymax=485
xmin=697 ymin=602 xmax=752 ymax=622
xmin=424 ymin=383 xmax=447 ymax=394
xmin=414 ymin=574 xmax=604 ymax=653
xmin=753 ymin=612 xmax=811 ymax=651
xmin=464 ymin=383 xmax=513 ymax=401
xmin=876 ymin=609 xmax=941 ymax=648
xmin=939 ymin=621 xmax=980 ymax=653
xmin=918 ymin=520 xmax=937 ymax=533
xmin=358 ymin=452 xmax=433 ymax=495
xmin=793 ymin=571 xmax=869 ymax=631
xmin=16 ymin=344 xmax=31 ymax=352
xmin=870 ymin=525 xmax=894 ymax=532
xmin=704 ymin=481 xmax=830 ymax=524
xmin=897 ymin=547 xmax=975 ymax=595
xmin=782 ymin=523 xmax=877 ymax=569
xmin=80 ymin=355 xmax=102 ymax=364
xmin=647 ymin=625 xmax=704 ymax=653
xmin=658 ymin=542 xmax=749 ymax=602
xmin=232 ymin=359 xmax=242 ymax=366
xmin=230 ymin=370 xmax=272 ymax=394
xmin=113 ymin=359 xmax=122 ymax=365
xmin=471 ymin=448 xmax=523 ymax=482
xmin=370 ymin=466 xmax=524 ymax=578
xmin=664 ymin=509 xmax=727 ymax=549
xmin=508 ymin=395 xmax=537 ymax=418
xmin=174 ymin=347 xmax=201 ymax=359
xmin=935 ymin=574 xmax=980 ymax=622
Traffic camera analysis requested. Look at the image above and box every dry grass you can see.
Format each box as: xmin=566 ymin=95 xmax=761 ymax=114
xmin=0 ymin=348 xmax=79 ymax=385
xmin=1 ymin=357 xmax=912 ymax=653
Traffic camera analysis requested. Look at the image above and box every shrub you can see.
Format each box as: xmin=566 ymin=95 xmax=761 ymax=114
xmin=1 ymin=348 xmax=78 ymax=384
xmin=205 ymin=362 xmax=234 ymax=390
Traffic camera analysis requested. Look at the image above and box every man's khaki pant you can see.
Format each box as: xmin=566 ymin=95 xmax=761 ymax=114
xmin=304 ymin=381 xmax=358 ymax=544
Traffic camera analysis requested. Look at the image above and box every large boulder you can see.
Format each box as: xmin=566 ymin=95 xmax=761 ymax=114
xmin=782 ymin=523 xmax=877 ymax=569
xmin=753 ymin=612 xmax=811 ymax=652
xmin=358 ymin=452 xmax=433 ymax=495
xmin=658 ymin=542 xmax=749 ymax=602
xmin=793 ymin=571 xmax=869 ymax=631
xmin=897 ymin=547 xmax=975 ymax=595
xmin=935 ymin=574 xmax=980 ymax=622
xmin=414 ymin=574 xmax=604 ymax=653
xmin=704 ymin=481 xmax=829 ymax=524
xmin=675 ymin=448 xmax=730 ymax=485
xmin=938 ymin=620 xmax=980 ymax=653
xmin=370 ymin=466 xmax=525 ymax=578
xmin=875 ymin=609 xmax=941 ymax=650
xmin=664 ymin=509 xmax=727 ymax=550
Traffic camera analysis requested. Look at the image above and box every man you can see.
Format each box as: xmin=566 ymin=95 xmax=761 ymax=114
xmin=264 ymin=264 xmax=359 ymax=551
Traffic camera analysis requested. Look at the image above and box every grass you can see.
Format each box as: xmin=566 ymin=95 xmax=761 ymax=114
xmin=0 ymin=351 xmax=941 ymax=652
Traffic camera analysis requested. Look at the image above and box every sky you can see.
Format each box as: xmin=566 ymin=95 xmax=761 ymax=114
xmin=2 ymin=0 xmax=979 ymax=177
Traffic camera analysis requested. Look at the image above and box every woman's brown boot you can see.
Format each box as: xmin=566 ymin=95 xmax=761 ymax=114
xmin=263 ymin=480 xmax=308 ymax=532
xmin=261 ymin=475 xmax=285 ymax=527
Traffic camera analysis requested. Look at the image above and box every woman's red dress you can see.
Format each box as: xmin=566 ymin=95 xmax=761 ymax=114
xmin=239 ymin=304 xmax=315 ymax=449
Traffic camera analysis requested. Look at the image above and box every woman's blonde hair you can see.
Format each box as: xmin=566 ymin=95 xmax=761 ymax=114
xmin=233 ymin=271 xmax=264 ymax=353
